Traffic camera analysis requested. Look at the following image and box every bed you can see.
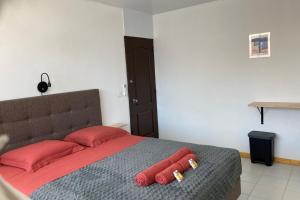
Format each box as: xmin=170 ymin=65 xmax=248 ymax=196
xmin=0 ymin=89 xmax=241 ymax=200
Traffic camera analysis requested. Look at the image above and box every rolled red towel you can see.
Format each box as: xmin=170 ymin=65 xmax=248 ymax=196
xmin=168 ymin=147 xmax=193 ymax=163
xmin=177 ymin=154 xmax=198 ymax=169
xmin=135 ymin=159 xmax=172 ymax=186
xmin=155 ymin=163 xmax=184 ymax=185
xmin=155 ymin=154 xmax=198 ymax=185
xmin=135 ymin=147 xmax=193 ymax=187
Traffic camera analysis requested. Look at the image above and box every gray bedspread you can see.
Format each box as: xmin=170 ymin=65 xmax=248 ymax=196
xmin=31 ymin=138 xmax=241 ymax=200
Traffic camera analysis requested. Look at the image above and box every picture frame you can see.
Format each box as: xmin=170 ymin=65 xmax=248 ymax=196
xmin=249 ymin=32 xmax=271 ymax=58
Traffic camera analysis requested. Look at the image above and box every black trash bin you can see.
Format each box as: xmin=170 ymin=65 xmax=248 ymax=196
xmin=248 ymin=131 xmax=276 ymax=166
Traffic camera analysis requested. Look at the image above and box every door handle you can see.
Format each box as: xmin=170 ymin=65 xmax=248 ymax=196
xmin=132 ymin=99 xmax=139 ymax=104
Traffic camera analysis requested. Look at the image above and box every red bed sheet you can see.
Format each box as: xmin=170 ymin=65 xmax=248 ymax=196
xmin=0 ymin=135 xmax=144 ymax=196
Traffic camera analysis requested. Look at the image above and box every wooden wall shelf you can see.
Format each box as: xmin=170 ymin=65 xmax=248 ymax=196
xmin=248 ymin=101 xmax=300 ymax=124
xmin=249 ymin=102 xmax=300 ymax=109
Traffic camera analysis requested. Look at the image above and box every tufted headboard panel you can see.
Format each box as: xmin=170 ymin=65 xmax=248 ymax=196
xmin=0 ymin=89 xmax=102 ymax=154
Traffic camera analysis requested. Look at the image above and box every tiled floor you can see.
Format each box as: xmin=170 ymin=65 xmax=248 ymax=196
xmin=239 ymin=158 xmax=300 ymax=200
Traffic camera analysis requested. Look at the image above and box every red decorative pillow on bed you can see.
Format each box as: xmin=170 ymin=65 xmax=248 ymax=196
xmin=64 ymin=126 xmax=129 ymax=147
xmin=0 ymin=140 xmax=84 ymax=172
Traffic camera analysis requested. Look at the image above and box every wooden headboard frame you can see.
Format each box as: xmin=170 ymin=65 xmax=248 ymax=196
xmin=0 ymin=89 xmax=102 ymax=154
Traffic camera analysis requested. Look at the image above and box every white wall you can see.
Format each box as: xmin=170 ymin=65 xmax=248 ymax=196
xmin=0 ymin=0 xmax=130 ymax=127
xmin=154 ymin=0 xmax=300 ymax=160
xmin=123 ymin=8 xmax=153 ymax=38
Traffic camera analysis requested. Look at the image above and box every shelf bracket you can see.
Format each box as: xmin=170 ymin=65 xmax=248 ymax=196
xmin=256 ymin=107 xmax=264 ymax=124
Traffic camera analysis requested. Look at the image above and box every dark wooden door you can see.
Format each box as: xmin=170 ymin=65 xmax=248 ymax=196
xmin=124 ymin=36 xmax=159 ymax=138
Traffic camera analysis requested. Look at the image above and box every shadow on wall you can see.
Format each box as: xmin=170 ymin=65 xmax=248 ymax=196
xmin=87 ymin=0 xmax=153 ymax=10
xmin=0 ymin=0 xmax=26 ymax=19
xmin=0 ymin=0 xmax=13 ymax=19
xmin=0 ymin=0 xmax=4 ymax=18
xmin=86 ymin=0 xmax=219 ymax=14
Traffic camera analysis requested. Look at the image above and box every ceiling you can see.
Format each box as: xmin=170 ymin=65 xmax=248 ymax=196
xmin=92 ymin=0 xmax=217 ymax=14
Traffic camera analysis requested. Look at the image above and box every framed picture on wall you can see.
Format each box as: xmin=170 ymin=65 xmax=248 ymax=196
xmin=249 ymin=32 xmax=271 ymax=58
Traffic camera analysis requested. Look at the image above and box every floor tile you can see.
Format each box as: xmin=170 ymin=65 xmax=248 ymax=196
xmin=251 ymin=176 xmax=287 ymax=200
xmin=240 ymin=158 xmax=300 ymax=200
xmin=242 ymin=160 xmax=266 ymax=175
xmin=257 ymin=175 xmax=289 ymax=188
xmin=241 ymin=181 xmax=255 ymax=195
xmin=248 ymin=196 xmax=268 ymax=200
xmin=286 ymin=179 xmax=300 ymax=192
xmin=241 ymin=162 xmax=265 ymax=184
xmin=282 ymin=189 xmax=300 ymax=200
xmin=290 ymin=166 xmax=300 ymax=181
xmin=241 ymin=171 xmax=262 ymax=184
xmin=238 ymin=194 xmax=249 ymax=200
xmin=250 ymin=186 xmax=285 ymax=200
xmin=262 ymin=163 xmax=292 ymax=179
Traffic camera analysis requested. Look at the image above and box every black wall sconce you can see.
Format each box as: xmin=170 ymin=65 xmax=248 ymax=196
xmin=37 ymin=73 xmax=51 ymax=94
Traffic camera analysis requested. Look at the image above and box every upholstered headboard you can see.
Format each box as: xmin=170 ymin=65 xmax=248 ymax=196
xmin=0 ymin=89 xmax=102 ymax=154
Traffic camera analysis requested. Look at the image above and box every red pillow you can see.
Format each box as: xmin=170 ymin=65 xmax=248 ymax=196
xmin=64 ymin=126 xmax=129 ymax=147
xmin=0 ymin=140 xmax=84 ymax=172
